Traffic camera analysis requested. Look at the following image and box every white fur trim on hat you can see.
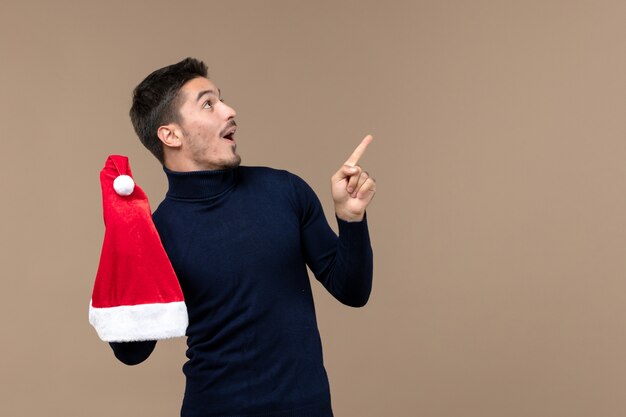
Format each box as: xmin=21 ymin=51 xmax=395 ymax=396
xmin=89 ymin=300 xmax=188 ymax=342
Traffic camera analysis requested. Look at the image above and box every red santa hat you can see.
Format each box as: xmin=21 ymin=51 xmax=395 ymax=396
xmin=89 ymin=155 xmax=188 ymax=342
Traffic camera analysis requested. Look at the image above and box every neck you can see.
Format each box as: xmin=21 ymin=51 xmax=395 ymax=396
xmin=164 ymin=159 xmax=230 ymax=172
xmin=163 ymin=150 xmax=241 ymax=173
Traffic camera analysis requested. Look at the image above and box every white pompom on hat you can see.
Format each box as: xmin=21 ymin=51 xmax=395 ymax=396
xmin=89 ymin=155 xmax=188 ymax=342
xmin=112 ymin=174 xmax=135 ymax=196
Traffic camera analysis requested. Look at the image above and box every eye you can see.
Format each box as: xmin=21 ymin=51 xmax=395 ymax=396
xmin=202 ymin=100 xmax=213 ymax=109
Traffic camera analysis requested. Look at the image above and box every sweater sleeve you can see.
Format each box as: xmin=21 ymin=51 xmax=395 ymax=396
xmin=289 ymin=173 xmax=373 ymax=307
xmin=109 ymin=340 xmax=157 ymax=365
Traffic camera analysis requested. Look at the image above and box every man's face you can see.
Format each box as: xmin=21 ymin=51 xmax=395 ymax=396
xmin=174 ymin=77 xmax=240 ymax=170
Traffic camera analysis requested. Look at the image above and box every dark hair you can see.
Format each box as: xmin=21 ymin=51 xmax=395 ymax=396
xmin=129 ymin=57 xmax=208 ymax=163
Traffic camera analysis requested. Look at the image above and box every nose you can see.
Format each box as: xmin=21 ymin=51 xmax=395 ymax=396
xmin=220 ymin=101 xmax=237 ymax=120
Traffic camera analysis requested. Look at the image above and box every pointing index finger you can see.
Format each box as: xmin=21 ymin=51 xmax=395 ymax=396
xmin=345 ymin=135 xmax=373 ymax=167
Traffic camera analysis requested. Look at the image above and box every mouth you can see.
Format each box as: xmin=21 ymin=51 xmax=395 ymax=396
xmin=221 ymin=122 xmax=237 ymax=142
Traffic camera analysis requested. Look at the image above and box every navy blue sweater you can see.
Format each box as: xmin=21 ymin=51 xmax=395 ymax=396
xmin=110 ymin=166 xmax=373 ymax=417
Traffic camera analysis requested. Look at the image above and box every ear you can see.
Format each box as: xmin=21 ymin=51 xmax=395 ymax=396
xmin=157 ymin=124 xmax=183 ymax=149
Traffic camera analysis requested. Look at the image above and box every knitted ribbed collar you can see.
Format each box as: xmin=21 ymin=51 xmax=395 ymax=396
xmin=163 ymin=166 xmax=238 ymax=200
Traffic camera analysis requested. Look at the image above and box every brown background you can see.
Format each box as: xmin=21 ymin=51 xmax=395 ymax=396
xmin=2 ymin=1 xmax=626 ymax=416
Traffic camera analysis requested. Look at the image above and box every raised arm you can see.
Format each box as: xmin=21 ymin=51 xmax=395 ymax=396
xmin=293 ymin=135 xmax=376 ymax=307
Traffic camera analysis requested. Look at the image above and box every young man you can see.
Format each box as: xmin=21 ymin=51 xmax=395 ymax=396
xmin=110 ymin=57 xmax=376 ymax=417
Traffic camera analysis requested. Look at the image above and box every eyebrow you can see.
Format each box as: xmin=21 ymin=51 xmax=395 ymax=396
xmin=196 ymin=88 xmax=222 ymax=102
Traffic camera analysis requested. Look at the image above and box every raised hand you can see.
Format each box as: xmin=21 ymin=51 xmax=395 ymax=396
xmin=331 ymin=135 xmax=376 ymax=222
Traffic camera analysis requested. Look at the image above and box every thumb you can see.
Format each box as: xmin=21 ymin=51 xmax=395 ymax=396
xmin=332 ymin=164 xmax=359 ymax=183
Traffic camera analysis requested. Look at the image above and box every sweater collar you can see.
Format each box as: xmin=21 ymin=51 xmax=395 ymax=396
xmin=164 ymin=166 xmax=238 ymax=200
